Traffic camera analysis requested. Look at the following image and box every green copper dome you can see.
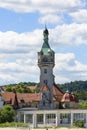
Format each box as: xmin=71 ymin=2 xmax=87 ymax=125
xmin=41 ymin=27 xmax=53 ymax=55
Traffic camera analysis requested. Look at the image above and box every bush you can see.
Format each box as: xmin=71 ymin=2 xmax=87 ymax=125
xmin=74 ymin=120 xmax=84 ymax=128
xmin=0 ymin=122 xmax=28 ymax=127
xmin=0 ymin=105 xmax=15 ymax=123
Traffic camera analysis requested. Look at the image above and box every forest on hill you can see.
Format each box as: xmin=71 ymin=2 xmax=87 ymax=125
xmin=57 ymin=80 xmax=87 ymax=92
xmin=57 ymin=80 xmax=87 ymax=100
xmin=1 ymin=80 xmax=87 ymax=100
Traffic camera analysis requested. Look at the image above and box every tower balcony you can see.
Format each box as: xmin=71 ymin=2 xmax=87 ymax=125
xmin=38 ymin=61 xmax=55 ymax=67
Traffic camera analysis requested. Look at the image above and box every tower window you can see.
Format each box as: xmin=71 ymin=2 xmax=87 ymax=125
xmin=43 ymin=57 xmax=48 ymax=62
xmin=44 ymin=80 xmax=48 ymax=85
xmin=44 ymin=69 xmax=47 ymax=73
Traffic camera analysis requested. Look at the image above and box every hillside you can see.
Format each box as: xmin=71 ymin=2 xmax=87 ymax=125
xmin=58 ymin=80 xmax=87 ymax=100
xmin=57 ymin=80 xmax=87 ymax=92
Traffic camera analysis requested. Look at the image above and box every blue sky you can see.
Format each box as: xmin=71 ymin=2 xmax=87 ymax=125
xmin=0 ymin=0 xmax=87 ymax=85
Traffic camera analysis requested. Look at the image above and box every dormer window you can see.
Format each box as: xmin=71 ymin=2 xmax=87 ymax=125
xmin=21 ymin=99 xmax=24 ymax=103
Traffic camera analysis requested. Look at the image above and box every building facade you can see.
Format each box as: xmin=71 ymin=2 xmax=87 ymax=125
xmin=16 ymin=27 xmax=81 ymax=128
xmin=17 ymin=108 xmax=87 ymax=128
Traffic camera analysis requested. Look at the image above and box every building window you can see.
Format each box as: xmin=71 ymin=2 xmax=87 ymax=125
xmin=43 ymin=100 xmax=46 ymax=106
xmin=43 ymin=57 xmax=48 ymax=62
xmin=44 ymin=69 xmax=47 ymax=73
xmin=60 ymin=113 xmax=71 ymax=124
xmin=44 ymin=80 xmax=48 ymax=85
xmin=37 ymin=114 xmax=43 ymax=124
xmin=73 ymin=113 xmax=86 ymax=122
xmin=46 ymin=114 xmax=56 ymax=124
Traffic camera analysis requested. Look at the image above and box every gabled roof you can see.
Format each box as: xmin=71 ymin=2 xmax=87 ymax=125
xmin=40 ymin=83 xmax=63 ymax=102
xmin=53 ymin=84 xmax=64 ymax=96
xmin=40 ymin=84 xmax=50 ymax=92
xmin=1 ymin=92 xmax=16 ymax=106
xmin=17 ymin=93 xmax=40 ymax=103
xmin=1 ymin=92 xmax=41 ymax=106
xmin=53 ymin=84 xmax=64 ymax=101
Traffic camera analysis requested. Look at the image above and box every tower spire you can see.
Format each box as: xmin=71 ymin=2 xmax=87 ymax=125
xmin=43 ymin=25 xmax=49 ymax=45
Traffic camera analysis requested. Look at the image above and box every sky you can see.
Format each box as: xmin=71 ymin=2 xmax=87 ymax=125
xmin=0 ymin=0 xmax=87 ymax=85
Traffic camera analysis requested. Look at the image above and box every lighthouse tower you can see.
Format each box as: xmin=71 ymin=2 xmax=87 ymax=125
xmin=38 ymin=27 xmax=55 ymax=109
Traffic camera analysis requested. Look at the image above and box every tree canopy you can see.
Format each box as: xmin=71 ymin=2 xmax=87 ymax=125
xmin=0 ymin=105 xmax=15 ymax=123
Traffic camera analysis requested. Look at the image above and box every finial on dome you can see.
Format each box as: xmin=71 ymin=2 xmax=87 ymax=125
xmin=43 ymin=25 xmax=49 ymax=35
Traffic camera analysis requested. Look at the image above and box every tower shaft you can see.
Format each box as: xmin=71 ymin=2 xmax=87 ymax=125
xmin=38 ymin=27 xmax=55 ymax=109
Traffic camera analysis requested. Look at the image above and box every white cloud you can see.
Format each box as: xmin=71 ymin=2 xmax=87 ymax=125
xmin=50 ymin=23 xmax=87 ymax=46
xmin=0 ymin=30 xmax=42 ymax=53
xmin=54 ymin=53 xmax=87 ymax=83
xmin=0 ymin=0 xmax=85 ymax=25
xmin=70 ymin=9 xmax=87 ymax=23
xmin=0 ymin=23 xmax=87 ymax=55
xmin=0 ymin=0 xmax=84 ymax=13
xmin=39 ymin=14 xmax=62 ymax=25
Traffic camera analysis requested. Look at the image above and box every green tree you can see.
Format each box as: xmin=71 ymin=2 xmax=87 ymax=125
xmin=6 ymin=85 xmax=13 ymax=92
xmin=34 ymin=86 xmax=40 ymax=93
xmin=1 ymin=105 xmax=15 ymax=123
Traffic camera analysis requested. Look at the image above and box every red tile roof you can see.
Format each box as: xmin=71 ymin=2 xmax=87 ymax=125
xmin=17 ymin=93 xmax=40 ymax=103
xmin=40 ymin=84 xmax=50 ymax=92
xmin=61 ymin=92 xmax=78 ymax=102
xmin=1 ymin=84 xmax=78 ymax=108
xmin=1 ymin=92 xmax=16 ymax=106
xmin=53 ymin=84 xmax=64 ymax=101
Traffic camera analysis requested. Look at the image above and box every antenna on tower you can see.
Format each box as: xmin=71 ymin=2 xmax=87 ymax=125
xmin=45 ymin=22 xmax=47 ymax=29
xmin=45 ymin=24 xmax=46 ymax=29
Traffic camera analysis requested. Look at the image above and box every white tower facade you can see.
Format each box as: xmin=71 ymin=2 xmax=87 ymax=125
xmin=38 ymin=27 xmax=55 ymax=109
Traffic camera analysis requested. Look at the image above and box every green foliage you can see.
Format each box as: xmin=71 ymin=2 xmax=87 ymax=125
xmin=0 ymin=122 xmax=28 ymax=127
xmin=5 ymin=82 xmax=40 ymax=93
xmin=6 ymin=82 xmax=32 ymax=93
xmin=79 ymin=102 xmax=87 ymax=109
xmin=58 ymin=80 xmax=87 ymax=92
xmin=5 ymin=85 xmax=13 ymax=92
xmin=34 ymin=86 xmax=40 ymax=93
xmin=74 ymin=120 xmax=84 ymax=128
xmin=58 ymin=80 xmax=87 ymax=100
xmin=0 ymin=105 xmax=15 ymax=123
xmin=75 ymin=91 xmax=87 ymax=100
